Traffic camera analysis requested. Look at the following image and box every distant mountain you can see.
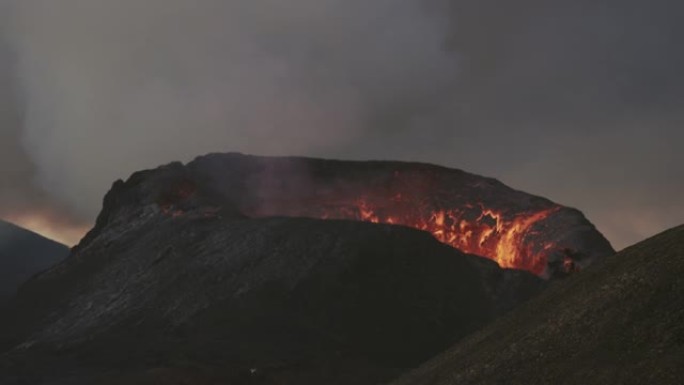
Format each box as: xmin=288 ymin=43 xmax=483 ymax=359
xmin=0 ymin=164 xmax=544 ymax=385
xmin=391 ymin=224 xmax=684 ymax=385
xmin=0 ymin=220 xmax=69 ymax=304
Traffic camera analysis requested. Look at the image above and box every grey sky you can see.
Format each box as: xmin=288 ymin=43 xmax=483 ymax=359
xmin=0 ymin=0 xmax=682 ymax=248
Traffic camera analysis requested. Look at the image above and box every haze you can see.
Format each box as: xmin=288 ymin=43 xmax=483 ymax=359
xmin=0 ymin=0 xmax=682 ymax=248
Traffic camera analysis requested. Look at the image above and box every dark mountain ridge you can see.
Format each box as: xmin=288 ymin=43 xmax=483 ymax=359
xmin=0 ymin=220 xmax=69 ymax=304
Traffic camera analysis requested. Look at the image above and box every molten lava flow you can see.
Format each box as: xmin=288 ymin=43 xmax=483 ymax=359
xmin=328 ymin=201 xmax=559 ymax=275
xmin=153 ymin=176 xmax=564 ymax=276
xmin=252 ymin=194 xmax=561 ymax=276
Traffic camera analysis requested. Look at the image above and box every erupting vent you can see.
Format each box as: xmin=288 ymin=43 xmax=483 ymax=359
xmin=345 ymin=201 xmax=558 ymax=275
xmin=146 ymin=154 xmax=615 ymax=278
xmin=249 ymin=192 xmax=561 ymax=276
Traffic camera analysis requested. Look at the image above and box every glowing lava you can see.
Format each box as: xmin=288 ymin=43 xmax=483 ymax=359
xmin=253 ymin=197 xmax=560 ymax=276
xmin=155 ymin=167 xmax=570 ymax=276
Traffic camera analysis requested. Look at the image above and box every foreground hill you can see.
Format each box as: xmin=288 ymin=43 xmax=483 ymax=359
xmin=0 ymin=220 xmax=69 ymax=304
xmin=0 ymin=171 xmax=544 ymax=384
xmin=392 ymin=224 xmax=684 ymax=385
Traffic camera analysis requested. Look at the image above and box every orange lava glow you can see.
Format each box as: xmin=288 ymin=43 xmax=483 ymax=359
xmin=156 ymin=174 xmax=565 ymax=276
xmin=4 ymin=213 xmax=90 ymax=246
xmin=302 ymin=199 xmax=559 ymax=276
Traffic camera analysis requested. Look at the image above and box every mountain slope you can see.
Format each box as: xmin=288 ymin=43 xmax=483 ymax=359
xmin=391 ymin=225 xmax=684 ymax=385
xmin=0 ymin=212 xmax=543 ymax=384
xmin=0 ymin=220 xmax=69 ymax=303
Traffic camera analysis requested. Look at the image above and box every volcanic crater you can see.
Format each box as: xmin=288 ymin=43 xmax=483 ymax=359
xmin=92 ymin=153 xmax=614 ymax=278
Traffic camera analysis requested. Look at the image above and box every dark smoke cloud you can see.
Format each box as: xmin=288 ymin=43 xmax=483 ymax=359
xmin=0 ymin=0 xmax=682 ymax=248
xmin=4 ymin=0 xmax=457 ymax=220
xmin=330 ymin=0 xmax=684 ymax=248
xmin=0 ymin=14 xmax=86 ymax=243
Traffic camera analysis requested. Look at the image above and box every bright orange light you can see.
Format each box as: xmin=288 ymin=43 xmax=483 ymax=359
xmin=154 ymin=175 xmax=565 ymax=276
xmin=317 ymin=199 xmax=559 ymax=275
xmin=4 ymin=213 xmax=90 ymax=247
xmin=247 ymin=194 xmax=562 ymax=276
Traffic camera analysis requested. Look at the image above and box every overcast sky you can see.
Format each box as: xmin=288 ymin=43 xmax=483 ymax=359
xmin=0 ymin=0 xmax=682 ymax=248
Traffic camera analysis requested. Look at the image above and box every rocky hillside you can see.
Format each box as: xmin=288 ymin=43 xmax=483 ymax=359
xmin=0 ymin=178 xmax=543 ymax=384
xmin=391 ymin=225 xmax=684 ymax=385
xmin=0 ymin=220 xmax=69 ymax=304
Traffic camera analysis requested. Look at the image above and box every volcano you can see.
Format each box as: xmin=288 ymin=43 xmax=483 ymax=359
xmin=138 ymin=153 xmax=613 ymax=278
xmin=0 ymin=154 xmax=618 ymax=384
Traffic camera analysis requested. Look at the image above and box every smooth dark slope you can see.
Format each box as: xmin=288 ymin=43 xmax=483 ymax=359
xmin=0 ymin=181 xmax=544 ymax=385
xmin=391 ymin=225 xmax=684 ymax=385
xmin=0 ymin=220 xmax=69 ymax=304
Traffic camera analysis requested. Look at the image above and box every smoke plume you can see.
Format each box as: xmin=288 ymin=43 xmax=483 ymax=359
xmin=4 ymin=0 xmax=456 ymax=221
xmin=0 ymin=0 xmax=682 ymax=248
